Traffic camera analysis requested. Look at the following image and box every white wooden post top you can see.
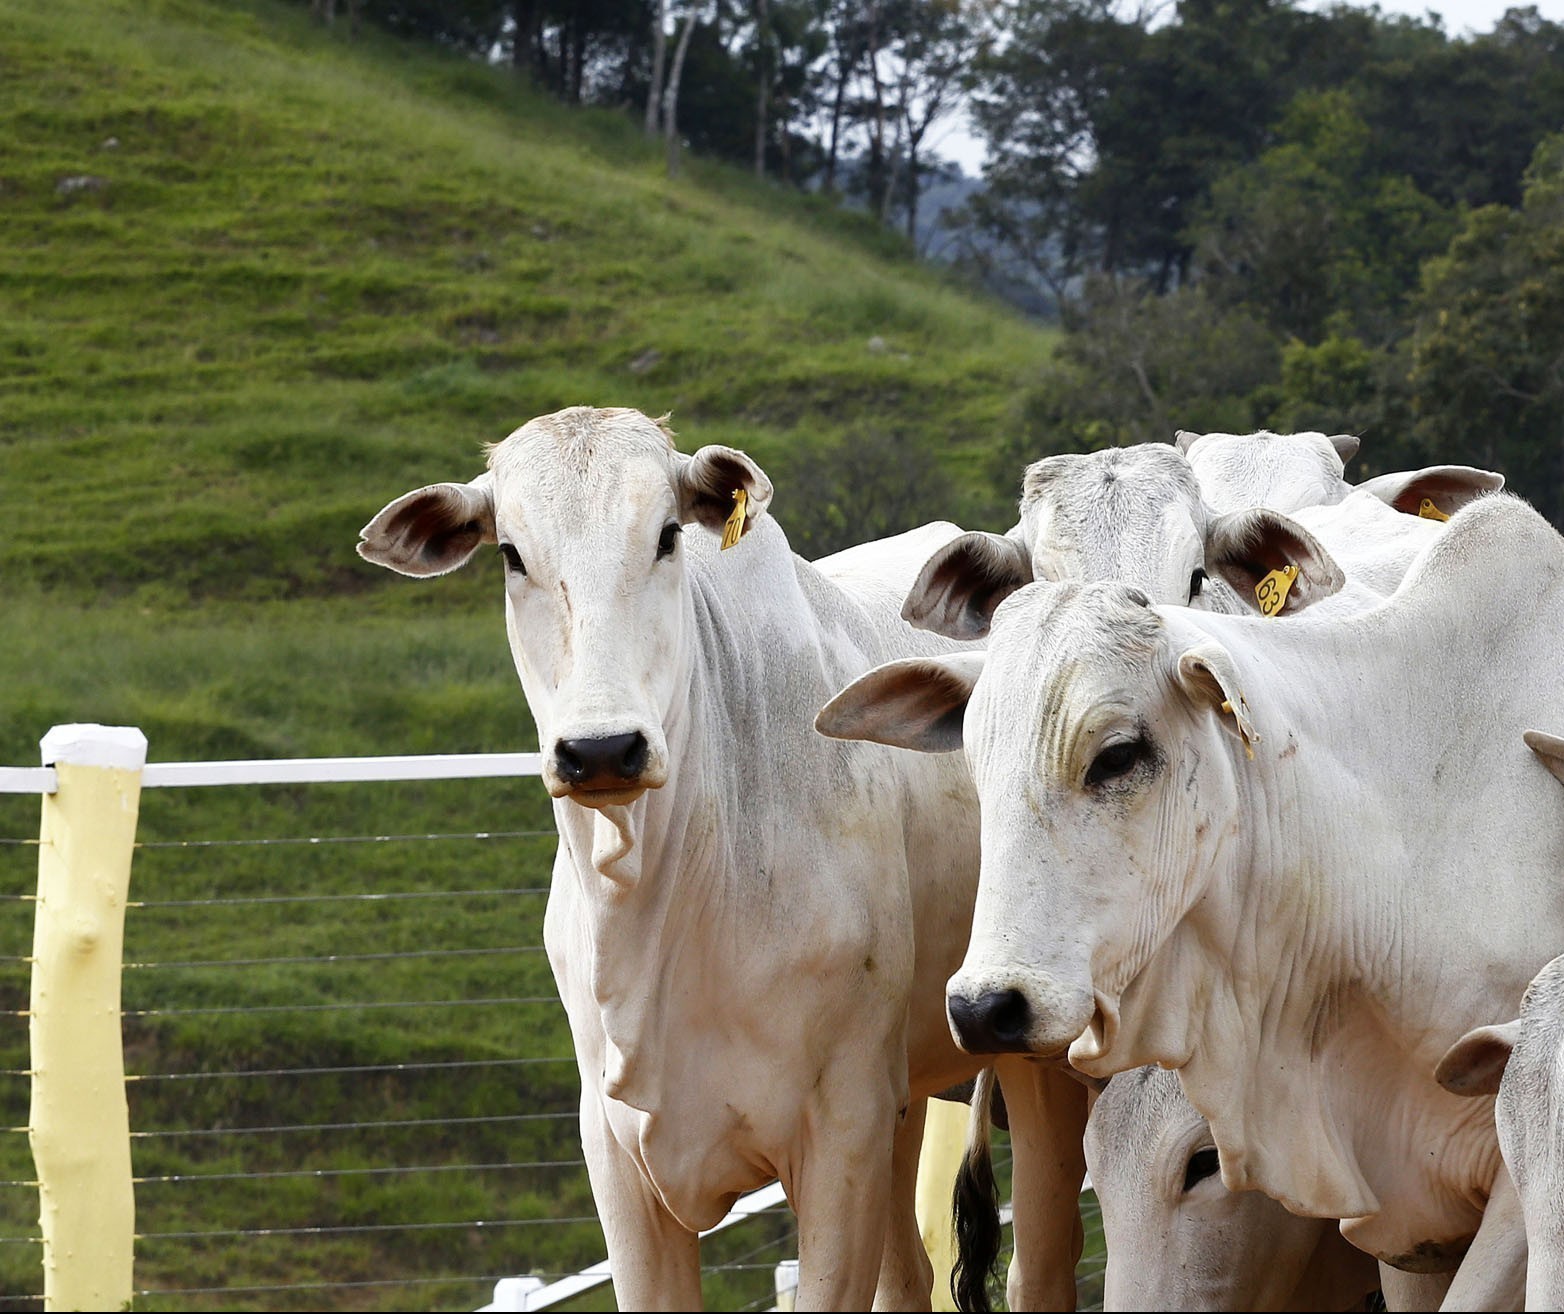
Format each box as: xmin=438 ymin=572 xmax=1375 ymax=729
xmin=39 ymin=725 xmax=148 ymax=771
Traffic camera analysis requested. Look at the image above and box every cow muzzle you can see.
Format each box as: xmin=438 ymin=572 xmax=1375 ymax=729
xmin=547 ymin=730 xmax=666 ymax=805
xmin=947 ymin=988 xmax=1032 ymax=1054
xmin=946 ymin=971 xmax=1096 ymax=1058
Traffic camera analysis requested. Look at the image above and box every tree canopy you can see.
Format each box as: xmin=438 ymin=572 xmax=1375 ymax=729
xmin=313 ymin=0 xmax=1564 ymax=519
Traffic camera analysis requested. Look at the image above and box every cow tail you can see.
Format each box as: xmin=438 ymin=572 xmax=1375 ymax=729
xmin=951 ymin=1065 xmax=1001 ymax=1314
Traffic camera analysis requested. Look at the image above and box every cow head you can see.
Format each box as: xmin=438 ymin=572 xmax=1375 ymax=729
xmin=358 ymin=407 xmax=772 ymax=806
xmin=820 ymin=582 xmax=1249 ymax=1062
xmin=1176 ymin=429 xmax=1359 ymax=514
xmin=903 ymin=446 xmax=1346 ymax=638
xmin=1086 ymin=1066 xmax=1374 ymax=1310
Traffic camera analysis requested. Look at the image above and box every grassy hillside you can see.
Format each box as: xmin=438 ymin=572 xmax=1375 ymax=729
xmin=2 ymin=0 xmax=1051 ymax=618
xmin=0 ymin=0 xmax=1058 ymax=1306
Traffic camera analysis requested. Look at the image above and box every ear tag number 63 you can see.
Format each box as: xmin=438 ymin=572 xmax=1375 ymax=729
xmin=1255 ymin=564 xmax=1299 ymax=618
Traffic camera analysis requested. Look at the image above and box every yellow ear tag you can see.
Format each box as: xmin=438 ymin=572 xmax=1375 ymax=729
xmin=1254 ymin=564 xmax=1299 ymax=618
xmin=1418 ymin=497 xmax=1451 ymax=522
xmin=720 ymin=488 xmax=748 ymax=551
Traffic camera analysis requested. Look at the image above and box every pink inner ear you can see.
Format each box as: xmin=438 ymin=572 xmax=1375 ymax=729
xmin=682 ymin=448 xmax=771 ymax=534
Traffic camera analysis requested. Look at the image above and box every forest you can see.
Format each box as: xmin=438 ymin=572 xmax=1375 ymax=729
xmin=333 ymin=0 xmax=1564 ymax=519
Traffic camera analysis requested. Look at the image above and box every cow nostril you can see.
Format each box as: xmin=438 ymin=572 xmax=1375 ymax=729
xmin=986 ymin=988 xmax=1030 ymax=1045
xmin=948 ymin=987 xmax=1033 ymax=1054
xmin=619 ymin=732 xmax=648 ymax=779
xmin=555 ymin=741 xmax=587 ymax=782
xmin=554 ymin=734 xmax=650 ymax=788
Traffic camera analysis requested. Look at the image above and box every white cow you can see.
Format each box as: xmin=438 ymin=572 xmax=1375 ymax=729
xmin=915 ymin=443 xmax=1490 ymax=1310
xmin=903 ymin=443 xmax=1499 ymax=641
xmin=357 ymin=407 xmax=1088 ymax=1311
xmin=1175 ymin=427 xmax=1503 ymax=521
xmin=1175 ymin=428 xmax=1361 ymax=513
xmin=1438 ymin=929 xmax=1564 ymax=1309
xmin=1087 ymin=1066 xmax=1381 ymax=1311
xmin=817 ymin=492 xmax=1564 ymax=1294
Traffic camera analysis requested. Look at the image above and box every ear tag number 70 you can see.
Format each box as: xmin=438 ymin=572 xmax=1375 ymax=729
xmin=720 ymin=488 xmax=748 ymax=551
xmin=1255 ymin=564 xmax=1299 ymax=618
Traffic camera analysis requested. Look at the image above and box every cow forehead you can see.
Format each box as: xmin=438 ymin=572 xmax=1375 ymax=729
xmin=1023 ymin=447 xmax=1204 ymax=543
xmin=989 ymin=581 xmax=1165 ymax=678
xmin=485 ymin=406 xmax=678 ymax=519
xmin=975 ymin=582 xmax=1167 ymax=765
xmin=1186 ymin=430 xmax=1343 ymax=512
xmin=1091 ymin=1066 xmax=1201 ymax=1154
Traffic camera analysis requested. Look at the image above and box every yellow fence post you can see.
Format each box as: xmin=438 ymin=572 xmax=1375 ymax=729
xmin=30 ymin=724 xmax=145 ymax=1312
xmin=916 ymin=1096 xmax=969 ymax=1312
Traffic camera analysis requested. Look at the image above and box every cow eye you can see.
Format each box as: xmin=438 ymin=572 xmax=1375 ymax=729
xmin=1085 ymin=736 xmax=1148 ymax=787
xmin=498 ymin=543 xmax=526 ymax=576
xmin=1183 ymin=1146 xmax=1221 ymax=1193
xmin=1189 ymin=567 xmax=1208 ymax=602
xmin=656 ymin=522 xmax=681 ymax=560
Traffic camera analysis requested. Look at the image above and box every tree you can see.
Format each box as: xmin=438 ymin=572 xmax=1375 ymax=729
xmin=1189 ymin=91 xmax=1454 ymax=345
xmin=1352 ymin=7 xmax=1564 ymax=212
xmin=645 ymin=0 xmax=669 ymax=131
xmin=1011 ymin=275 xmax=1281 ymax=457
xmin=883 ymin=0 xmax=982 ymax=242
xmin=959 ymin=0 xmax=1467 ymax=294
xmin=753 ymin=0 xmax=771 ymax=174
xmin=1411 ymin=134 xmax=1564 ymax=523
xmin=818 ymin=0 xmax=870 ymax=192
xmin=661 ymin=1 xmax=705 ymax=174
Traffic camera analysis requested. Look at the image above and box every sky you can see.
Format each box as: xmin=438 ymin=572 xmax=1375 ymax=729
xmin=933 ymin=0 xmax=1564 ymax=174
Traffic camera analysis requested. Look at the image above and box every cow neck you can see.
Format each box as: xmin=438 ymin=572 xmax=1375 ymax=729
xmin=1176 ymin=688 xmax=1383 ymax=1225
xmin=1128 ymin=599 xmax=1545 ymax=1253
xmin=559 ymin=520 xmax=822 ymax=1111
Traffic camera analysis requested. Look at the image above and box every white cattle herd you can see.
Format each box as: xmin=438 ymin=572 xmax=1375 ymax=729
xmin=360 ymin=407 xmax=1563 ymax=1312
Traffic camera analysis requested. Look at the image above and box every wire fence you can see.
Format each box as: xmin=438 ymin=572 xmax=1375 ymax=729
xmin=0 ymin=764 xmax=1105 ymax=1312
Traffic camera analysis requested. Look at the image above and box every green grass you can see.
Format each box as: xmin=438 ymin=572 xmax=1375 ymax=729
xmin=0 ymin=0 xmax=1065 ymax=1304
xmin=0 ymin=0 xmax=1054 ymax=607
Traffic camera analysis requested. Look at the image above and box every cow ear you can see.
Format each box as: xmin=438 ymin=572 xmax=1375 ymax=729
xmin=1435 ymin=1021 xmax=1520 ymax=1097
xmin=676 ymin=445 xmax=774 ymax=541
xmin=358 ymin=473 xmax=496 ymax=577
xmin=815 ymin=653 xmax=986 ymax=753
xmin=1173 ymin=429 xmax=1205 ymax=454
xmin=1206 ymin=508 xmax=1346 ymax=616
xmin=1524 ymin=730 xmax=1564 ymax=788
xmin=1355 ymin=465 xmax=1504 ymax=518
xmin=1021 ymin=452 xmax=1084 ymax=502
xmin=902 ymin=531 xmax=1033 ymax=640
xmin=1174 ymin=641 xmax=1260 ymax=751
xmin=1328 ymin=433 xmax=1361 ymax=465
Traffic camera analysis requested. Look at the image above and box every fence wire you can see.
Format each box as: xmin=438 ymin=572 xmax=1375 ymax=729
xmin=0 ymin=798 xmax=1112 ymax=1313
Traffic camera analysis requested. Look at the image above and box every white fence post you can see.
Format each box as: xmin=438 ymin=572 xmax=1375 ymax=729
xmin=29 ymin=724 xmax=145 ymax=1312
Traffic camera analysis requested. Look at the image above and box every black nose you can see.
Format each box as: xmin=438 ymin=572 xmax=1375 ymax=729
xmin=948 ymin=989 xmax=1032 ymax=1054
xmin=554 ymin=733 xmax=650 ymax=789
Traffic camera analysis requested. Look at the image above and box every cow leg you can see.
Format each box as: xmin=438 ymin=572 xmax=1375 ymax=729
xmin=1438 ymin=1160 xmax=1526 ymax=1311
xmin=790 ymin=1081 xmax=900 ymax=1311
xmin=580 ymin=1096 xmax=703 ymax=1311
xmin=995 ymin=1058 xmax=1090 ymax=1312
xmin=873 ymin=1097 xmax=935 ymax=1311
